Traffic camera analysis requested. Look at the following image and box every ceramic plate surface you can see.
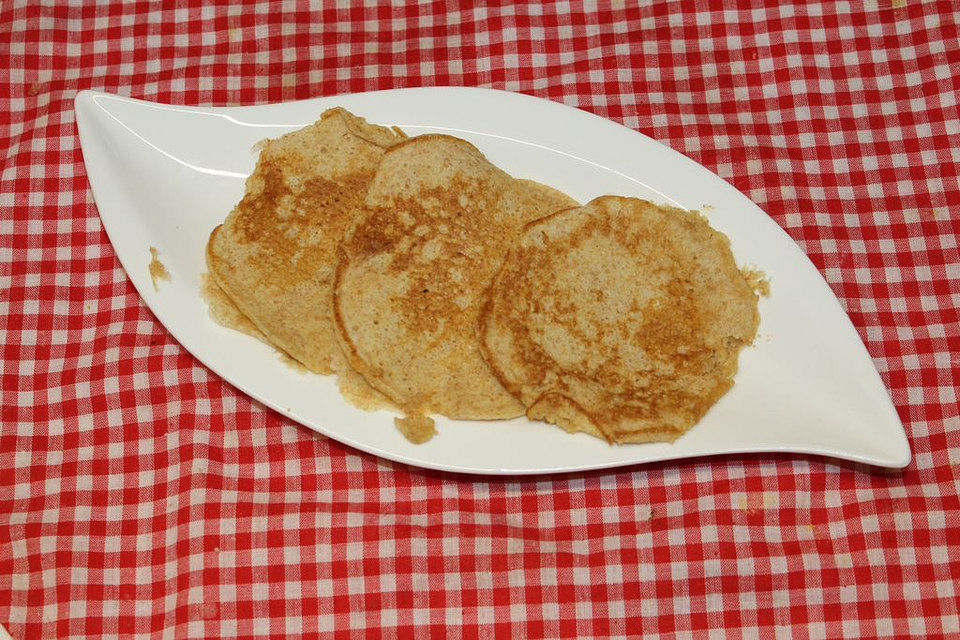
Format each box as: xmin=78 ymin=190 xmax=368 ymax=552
xmin=74 ymin=88 xmax=911 ymax=474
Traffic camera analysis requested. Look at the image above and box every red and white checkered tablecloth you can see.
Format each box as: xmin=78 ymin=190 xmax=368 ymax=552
xmin=2 ymin=1 xmax=958 ymax=637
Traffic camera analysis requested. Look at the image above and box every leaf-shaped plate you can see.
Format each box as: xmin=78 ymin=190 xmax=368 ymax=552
xmin=75 ymin=88 xmax=910 ymax=474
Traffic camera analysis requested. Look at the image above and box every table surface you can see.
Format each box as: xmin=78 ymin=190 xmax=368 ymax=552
xmin=2 ymin=1 xmax=958 ymax=638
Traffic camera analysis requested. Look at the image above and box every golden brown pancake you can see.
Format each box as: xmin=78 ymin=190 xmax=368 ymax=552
xmin=206 ymin=108 xmax=405 ymax=376
xmin=479 ymin=196 xmax=759 ymax=443
xmin=333 ymin=134 xmax=578 ymax=421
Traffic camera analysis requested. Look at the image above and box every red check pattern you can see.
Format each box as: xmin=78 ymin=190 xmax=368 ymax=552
xmin=2 ymin=1 xmax=959 ymax=637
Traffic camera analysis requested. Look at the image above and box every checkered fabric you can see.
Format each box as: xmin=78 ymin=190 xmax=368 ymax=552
xmin=2 ymin=0 xmax=959 ymax=637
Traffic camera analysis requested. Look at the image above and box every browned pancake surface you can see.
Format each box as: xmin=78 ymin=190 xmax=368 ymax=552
xmin=334 ymin=135 xmax=578 ymax=420
xmin=206 ymin=108 xmax=405 ymax=376
xmin=479 ymin=196 xmax=759 ymax=443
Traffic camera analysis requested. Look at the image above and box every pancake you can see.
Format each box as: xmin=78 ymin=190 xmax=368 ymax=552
xmin=479 ymin=196 xmax=759 ymax=443
xmin=206 ymin=107 xmax=406 ymax=376
xmin=333 ymin=134 xmax=578 ymax=421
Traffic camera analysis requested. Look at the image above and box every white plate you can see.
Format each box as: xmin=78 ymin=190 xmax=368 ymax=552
xmin=74 ymin=88 xmax=910 ymax=474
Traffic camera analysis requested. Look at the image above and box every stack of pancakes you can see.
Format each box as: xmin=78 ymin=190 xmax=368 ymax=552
xmin=206 ymin=108 xmax=760 ymax=444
